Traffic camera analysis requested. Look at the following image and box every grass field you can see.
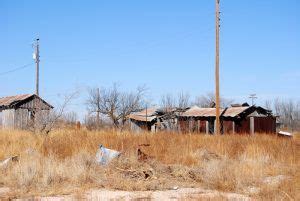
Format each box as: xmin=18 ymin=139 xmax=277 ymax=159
xmin=0 ymin=129 xmax=298 ymax=199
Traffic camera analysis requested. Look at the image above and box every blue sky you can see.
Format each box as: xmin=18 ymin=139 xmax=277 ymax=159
xmin=0 ymin=0 xmax=299 ymax=117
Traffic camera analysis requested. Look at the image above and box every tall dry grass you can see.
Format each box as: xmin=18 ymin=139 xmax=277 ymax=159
xmin=0 ymin=129 xmax=298 ymax=199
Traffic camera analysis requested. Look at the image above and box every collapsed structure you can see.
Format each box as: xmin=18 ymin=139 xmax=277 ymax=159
xmin=0 ymin=94 xmax=53 ymax=129
xmin=128 ymin=103 xmax=276 ymax=134
xmin=128 ymin=108 xmax=179 ymax=132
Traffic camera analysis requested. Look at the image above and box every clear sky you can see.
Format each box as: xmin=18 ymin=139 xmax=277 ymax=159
xmin=1 ymin=0 xmax=299 ymax=117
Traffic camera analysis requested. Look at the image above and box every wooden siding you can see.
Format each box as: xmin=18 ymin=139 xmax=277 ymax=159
xmin=222 ymin=120 xmax=234 ymax=134
xmin=254 ymin=116 xmax=276 ymax=133
xmin=234 ymin=118 xmax=251 ymax=134
xmin=2 ymin=109 xmax=15 ymax=129
xmin=18 ymin=96 xmax=51 ymax=110
xmin=1 ymin=96 xmax=52 ymax=129
xmin=178 ymin=119 xmax=208 ymax=134
xmin=14 ymin=108 xmax=30 ymax=129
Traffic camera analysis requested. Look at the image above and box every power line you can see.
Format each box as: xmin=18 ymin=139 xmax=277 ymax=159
xmin=0 ymin=62 xmax=34 ymax=76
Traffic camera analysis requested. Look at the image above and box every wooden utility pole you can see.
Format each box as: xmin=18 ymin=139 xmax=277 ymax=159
xmin=215 ymin=0 xmax=221 ymax=135
xmin=145 ymin=103 xmax=148 ymax=130
xmin=34 ymin=38 xmax=40 ymax=96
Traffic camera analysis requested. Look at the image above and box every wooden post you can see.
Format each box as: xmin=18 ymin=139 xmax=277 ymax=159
xmin=34 ymin=38 xmax=40 ymax=96
xmin=215 ymin=0 xmax=221 ymax=135
xmin=206 ymin=121 xmax=209 ymax=134
xmin=232 ymin=121 xmax=235 ymax=134
xmin=214 ymin=119 xmax=217 ymax=134
xmin=250 ymin=117 xmax=255 ymax=134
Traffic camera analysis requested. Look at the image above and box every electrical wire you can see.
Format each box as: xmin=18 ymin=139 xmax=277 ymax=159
xmin=0 ymin=62 xmax=34 ymax=76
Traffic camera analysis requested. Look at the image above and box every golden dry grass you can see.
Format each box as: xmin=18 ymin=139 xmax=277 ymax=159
xmin=0 ymin=129 xmax=298 ymax=199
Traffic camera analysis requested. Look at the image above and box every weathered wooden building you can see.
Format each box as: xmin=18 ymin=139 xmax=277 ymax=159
xmin=128 ymin=108 xmax=158 ymax=132
xmin=178 ymin=106 xmax=222 ymax=134
xmin=221 ymin=106 xmax=276 ymax=134
xmin=178 ymin=105 xmax=276 ymax=134
xmin=128 ymin=104 xmax=276 ymax=134
xmin=128 ymin=108 xmax=179 ymax=132
xmin=0 ymin=94 xmax=53 ymax=129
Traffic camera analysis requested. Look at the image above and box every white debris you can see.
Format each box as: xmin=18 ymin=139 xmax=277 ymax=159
xmin=95 ymin=145 xmax=121 ymax=165
xmin=278 ymin=131 xmax=293 ymax=137
xmin=0 ymin=158 xmax=11 ymax=167
xmin=0 ymin=156 xmax=18 ymax=168
xmin=263 ymin=175 xmax=288 ymax=186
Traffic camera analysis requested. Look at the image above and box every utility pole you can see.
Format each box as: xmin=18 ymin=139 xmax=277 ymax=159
xmin=33 ymin=38 xmax=40 ymax=96
xmin=215 ymin=0 xmax=221 ymax=135
xmin=145 ymin=103 xmax=148 ymax=130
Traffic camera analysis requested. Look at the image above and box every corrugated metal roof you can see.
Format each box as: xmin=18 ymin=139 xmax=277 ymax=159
xmin=222 ymin=107 xmax=249 ymax=117
xmin=128 ymin=107 xmax=157 ymax=122
xmin=180 ymin=106 xmax=224 ymax=117
xmin=0 ymin=94 xmax=33 ymax=107
xmin=135 ymin=108 xmax=157 ymax=116
xmin=128 ymin=115 xmax=157 ymax=122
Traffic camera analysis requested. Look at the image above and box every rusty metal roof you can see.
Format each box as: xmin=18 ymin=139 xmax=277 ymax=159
xmin=128 ymin=107 xmax=158 ymax=122
xmin=128 ymin=114 xmax=157 ymax=122
xmin=135 ymin=108 xmax=157 ymax=116
xmin=180 ymin=106 xmax=224 ymax=117
xmin=221 ymin=107 xmax=250 ymax=117
xmin=0 ymin=94 xmax=33 ymax=107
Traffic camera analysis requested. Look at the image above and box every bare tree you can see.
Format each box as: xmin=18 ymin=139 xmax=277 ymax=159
xmin=194 ymin=92 xmax=233 ymax=108
xmin=264 ymin=99 xmax=273 ymax=110
xmin=63 ymin=111 xmax=78 ymax=125
xmin=86 ymin=83 xmax=146 ymax=128
xmin=160 ymin=93 xmax=176 ymax=112
xmin=86 ymin=87 xmax=101 ymax=128
xmin=177 ymin=91 xmax=190 ymax=109
xmin=29 ymin=90 xmax=79 ymax=134
xmin=160 ymin=91 xmax=190 ymax=110
xmin=273 ymin=98 xmax=300 ymax=131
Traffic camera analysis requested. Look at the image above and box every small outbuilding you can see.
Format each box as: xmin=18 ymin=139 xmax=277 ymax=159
xmin=178 ymin=105 xmax=276 ymax=134
xmin=128 ymin=107 xmax=180 ymax=132
xmin=128 ymin=108 xmax=158 ymax=132
xmin=0 ymin=94 xmax=53 ymax=129
xmin=178 ymin=106 xmax=222 ymax=134
xmin=221 ymin=105 xmax=276 ymax=134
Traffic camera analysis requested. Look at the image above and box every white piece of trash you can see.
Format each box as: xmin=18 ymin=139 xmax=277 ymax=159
xmin=278 ymin=131 xmax=293 ymax=137
xmin=95 ymin=144 xmax=121 ymax=165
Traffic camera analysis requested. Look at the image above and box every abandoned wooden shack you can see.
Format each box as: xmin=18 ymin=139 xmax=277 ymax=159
xmin=128 ymin=103 xmax=276 ymax=134
xmin=128 ymin=107 xmax=180 ymax=132
xmin=221 ymin=106 xmax=276 ymax=134
xmin=0 ymin=94 xmax=53 ymax=129
xmin=178 ymin=105 xmax=276 ymax=134
xmin=128 ymin=108 xmax=158 ymax=132
xmin=178 ymin=106 xmax=223 ymax=134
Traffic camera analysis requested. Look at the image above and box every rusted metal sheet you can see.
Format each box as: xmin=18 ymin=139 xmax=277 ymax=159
xmin=128 ymin=115 xmax=156 ymax=122
xmin=128 ymin=108 xmax=157 ymax=122
xmin=180 ymin=106 xmax=224 ymax=117
xmin=136 ymin=108 xmax=157 ymax=116
xmin=221 ymin=107 xmax=249 ymax=117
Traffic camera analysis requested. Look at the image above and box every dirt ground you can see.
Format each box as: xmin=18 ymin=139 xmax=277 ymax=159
xmin=1 ymin=187 xmax=250 ymax=201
